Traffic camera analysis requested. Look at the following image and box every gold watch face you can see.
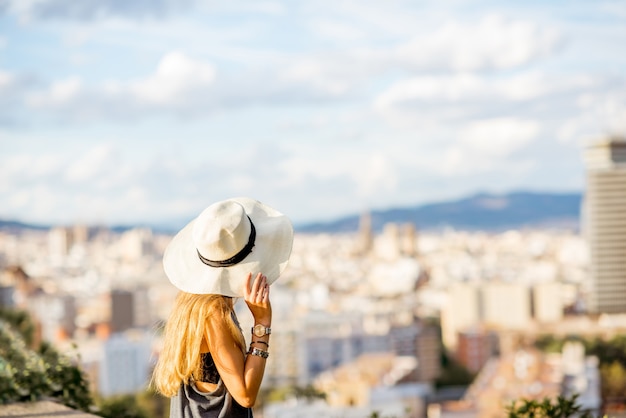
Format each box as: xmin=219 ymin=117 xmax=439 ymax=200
xmin=253 ymin=324 xmax=269 ymax=337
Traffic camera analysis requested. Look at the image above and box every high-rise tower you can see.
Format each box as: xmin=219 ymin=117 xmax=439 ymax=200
xmin=583 ymin=137 xmax=626 ymax=313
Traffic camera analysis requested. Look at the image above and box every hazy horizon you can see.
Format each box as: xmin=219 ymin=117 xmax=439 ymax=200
xmin=1 ymin=188 xmax=584 ymax=231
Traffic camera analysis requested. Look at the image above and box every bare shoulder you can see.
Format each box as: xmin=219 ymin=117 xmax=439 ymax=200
xmin=204 ymin=310 xmax=239 ymax=350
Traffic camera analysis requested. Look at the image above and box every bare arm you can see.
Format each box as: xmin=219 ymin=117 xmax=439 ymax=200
xmin=205 ymin=272 xmax=272 ymax=408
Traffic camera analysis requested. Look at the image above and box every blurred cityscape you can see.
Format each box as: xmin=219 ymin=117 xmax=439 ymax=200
xmin=0 ymin=137 xmax=625 ymax=418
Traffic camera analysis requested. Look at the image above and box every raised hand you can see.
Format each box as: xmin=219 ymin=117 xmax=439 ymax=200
xmin=243 ymin=273 xmax=272 ymax=325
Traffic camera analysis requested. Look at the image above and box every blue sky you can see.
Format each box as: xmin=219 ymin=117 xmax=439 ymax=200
xmin=1 ymin=0 xmax=625 ymax=226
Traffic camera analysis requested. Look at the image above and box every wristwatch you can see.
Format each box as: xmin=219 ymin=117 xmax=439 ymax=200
xmin=252 ymin=324 xmax=271 ymax=337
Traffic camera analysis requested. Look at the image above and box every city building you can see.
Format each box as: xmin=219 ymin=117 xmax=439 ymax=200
xmin=532 ymin=282 xmax=564 ymax=323
xmin=111 ymin=289 xmax=134 ymax=333
xmin=313 ymin=352 xmax=430 ymax=417
xmin=303 ymin=311 xmax=388 ymax=381
xmin=99 ymin=332 xmax=152 ymax=396
xmin=432 ymin=344 xmax=601 ymax=418
xmin=118 ymin=228 xmax=154 ymax=262
xmin=358 ymin=212 xmax=373 ymax=255
xmin=28 ymin=293 xmax=77 ymax=343
xmin=390 ymin=321 xmax=441 ymax=382
xmin=401 ymin=223 xmax=419 ymax=257
xmin=441 ymin=283 xmax=481 ymax=350
xmin=583 ymin=137 xmax=626 ymax=313
xmin=132 ymin=286 xmax=152 ymax=328
xmin=456 ymin=327 xmax=495 ymax=374
xmin=481 ymin=282 xmax=532 ymax=330
xmin=263 ymin=324 xmax=305 ymax=387
xmin=0 ymin=284 xmax=14 ymax=307
xmin=0 ymin=211 xmax=616 ymax=415
xmin=48 ymin=227 xmax=73 ymax=259
xmin=375 ymin=223 xmax=402 ymax=261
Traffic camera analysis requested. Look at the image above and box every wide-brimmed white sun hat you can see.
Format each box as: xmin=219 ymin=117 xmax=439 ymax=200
xmin=163 ymin=197 xmax=293 ymax=297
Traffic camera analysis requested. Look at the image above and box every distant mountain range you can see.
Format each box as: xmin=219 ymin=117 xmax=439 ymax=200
xmin=0 ymin=220 xmax=50 ymax=232
xmin=296 ymin=191 xmax=583 ymax=233
xmin=0 ymin=191 xmax=583 ymax=234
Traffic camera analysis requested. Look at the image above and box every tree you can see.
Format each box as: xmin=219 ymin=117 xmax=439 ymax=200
xmin=96 ymin=394 xmax=150 ymax=418
xmin=0 ymin=310 xmax=93 ymax=411
xmin=38 ymin=341 xmax=93 ymax=411
xmin=135 ymin=389 xmax=170 ymax=418
xmin=534 ymin=334 xmax=566 ymax=354
xmin=506 ymin=394 xmax=594 ymax=418
xmin=600 ymin=361 xmax=626 ymax=400
xmin=264 ymin=384 xmax=326 ymax=405
xmin=535 ymin=333 xmax=626 ymax=409
xmin=0 ymin=307 xmax=36 ymax=346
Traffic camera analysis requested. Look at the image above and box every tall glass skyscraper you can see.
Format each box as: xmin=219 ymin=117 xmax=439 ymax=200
xmin=583 ymin=137 xmax=626 ymax=313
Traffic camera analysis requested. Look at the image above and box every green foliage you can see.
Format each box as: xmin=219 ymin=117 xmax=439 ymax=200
xmin=0 ymin=320 xmax=55 ymax=403
xmin=0 ymin=307 xmax=36 ymax=346
xmin=264 ymin=384 xmax=326 ymax=404
xmin=93 ymin=389 xmax=170 ymax=418
xmin=0 ymin=311 xmax=93 ymax=411
xmin=600 ymin=361 xmax=626 ymax=399
xmin=506 ymin=394 xmax=593 ymax=418
xmin=535 ymin=333 xmax=626 ymax=406
xmin=583 ymin=335 xmax=626 ymax=368
xmin=535 ymin=334 xmax=626 ymax=368
xmin=367 ymin=411 xmax=398 ymax=418
xmin=534 ymin=334 xmax=566 ymax=354
xmin=0 ymin=307 xmax=169 ymax=418
xmin=135 ymin=389 xmax=170 ymax=418
xmin=96 ymin=394 xmax=150 ymax=418
xmin=291 ymin=385 xmax=327 ymax=401
xmin=38 ymin=341 xmax=93 ymax=411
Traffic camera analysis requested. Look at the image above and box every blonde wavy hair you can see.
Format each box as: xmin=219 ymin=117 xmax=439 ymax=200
xmin=152 ymin=292 xmax=246 ymax=397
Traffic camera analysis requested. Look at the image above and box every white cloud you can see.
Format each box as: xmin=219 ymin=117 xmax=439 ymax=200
xmin=28 ymin=77 xmax=83 ymax=106
xmin=375 ymin=72 xmax=596 ymax=111
xmin=1 ymin=1 xmax=623 ymax=224
xmin=4 ymin=0 xmax=196 ymax=21
xmin=0 ymin=68 xmax=37 ymax=123
xmin=308 ymin=19 xmax=366 ymax=41
xmin=280 ymin=148 xmax=399 ymax=200
xmin=216 ymin=1 xmax=286 ymax=16
xmin=440 ymin=117 xmax=541 ymax=176
xmin=64 ymin=143 xmax=119 ymax=183
xmin=130 ymin=51 xmax=216 ymax=105
xmin=0 ymin=152 xmax=65 ymax=190
xmin=21 ymin=52 xmax=219 ymax=120
xmin=354 ymin=154 xmax=398 ymax=197
xmin=281 ymin=56 xmax=360 ymax=97
xmin=0 ymin=143 xmax=194 ymax=223
xmin=301 ymin=1 xmax=432 ymax=39
xmin=373 ymin=71 xmax=604 ymax=132
xmin=0 ymin=70 xmax=14 ymax=89
xmin=557 ymin=87 xmax=626 ymax=144
xmin=6 ymin=189 xmax=31 ymax=209
xmin=374 ymin=74 xmax=486 ymax=109
xmin=460 ymin=117 xmax=541 ymax=157
xmin=283 ymin=14 xmax=563 ymax=101
xmin=0 ymin=10 xmax=578 ymax=128
xmin=393 ymin=14 xmax=563 ymax=72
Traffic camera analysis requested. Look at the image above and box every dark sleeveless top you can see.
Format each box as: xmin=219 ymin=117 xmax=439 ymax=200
xmin=169 ymin=379 xmax=251 ymax=418
xmin=199 ymin=352 xmax=220 ymax=384
xmin=169 ymin=312 xmax=252 ymax=418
